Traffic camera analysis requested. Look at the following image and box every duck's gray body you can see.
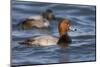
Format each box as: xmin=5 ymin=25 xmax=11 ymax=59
xmin=20 ymin=35 xmax=59 ymax=46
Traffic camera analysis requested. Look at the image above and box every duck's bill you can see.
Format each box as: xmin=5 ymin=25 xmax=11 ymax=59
xmin=69 ymin=26 xmax=77 ymax=31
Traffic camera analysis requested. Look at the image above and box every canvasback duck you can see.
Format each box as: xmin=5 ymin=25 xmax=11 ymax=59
xmin=18 ymin=9 xmax=55 ymax=29
xmin=19 ymin=18 xmax=72 ymax=46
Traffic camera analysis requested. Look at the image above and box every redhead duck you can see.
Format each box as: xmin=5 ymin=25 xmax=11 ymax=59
xmin=18 ymin=9 xmax=55 ymax=29
xmin=19 ymin=18 xmax=72 ymax=46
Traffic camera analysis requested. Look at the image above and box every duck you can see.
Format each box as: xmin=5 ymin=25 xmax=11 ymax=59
xmin=19 ymin=18 xmax=72 ymax=46
xmin=18 ymin=9 xmax=55 ymax=29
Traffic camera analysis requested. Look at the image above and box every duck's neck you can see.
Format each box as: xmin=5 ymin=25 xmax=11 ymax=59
xmin=57 ymin=33 xmax=71 ymax=44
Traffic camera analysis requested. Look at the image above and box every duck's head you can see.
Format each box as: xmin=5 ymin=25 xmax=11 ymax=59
xmin=42 ymin=9 xmax=55 ymax=21
xmin=57 ymin=18 xmax=72 ymax=44
xmin=58 ymin=18 xmax=71 ymax=37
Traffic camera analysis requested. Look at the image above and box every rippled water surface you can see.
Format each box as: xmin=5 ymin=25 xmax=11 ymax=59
xmin=11 ymin=1 xmax=96 ymax=66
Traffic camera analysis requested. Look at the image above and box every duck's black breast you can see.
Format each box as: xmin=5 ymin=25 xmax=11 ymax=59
xmin=57 ymin=34 xmax=72 ymax=44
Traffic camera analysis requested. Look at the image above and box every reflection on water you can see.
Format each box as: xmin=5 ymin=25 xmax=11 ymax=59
xmin=11 ymin=1 xmax=96 ymax=66
xmin=59 ymin=50 xmax=69 ymax=63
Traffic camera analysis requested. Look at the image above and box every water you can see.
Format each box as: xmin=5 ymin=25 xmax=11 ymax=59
xmin=11 ymin=1 xmax=96 ymax=66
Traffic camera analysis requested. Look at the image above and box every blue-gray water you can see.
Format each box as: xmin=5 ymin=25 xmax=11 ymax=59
xmin=11 ymin=1 xmax=96 ymax=66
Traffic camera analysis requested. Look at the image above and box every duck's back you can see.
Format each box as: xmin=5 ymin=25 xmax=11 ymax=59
xmin=27 ymin=15 xmax=43 ymax=20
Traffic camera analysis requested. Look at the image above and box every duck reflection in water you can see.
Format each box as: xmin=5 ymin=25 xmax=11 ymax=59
xmin=58 ymin=43 xmax=70 ymax=63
